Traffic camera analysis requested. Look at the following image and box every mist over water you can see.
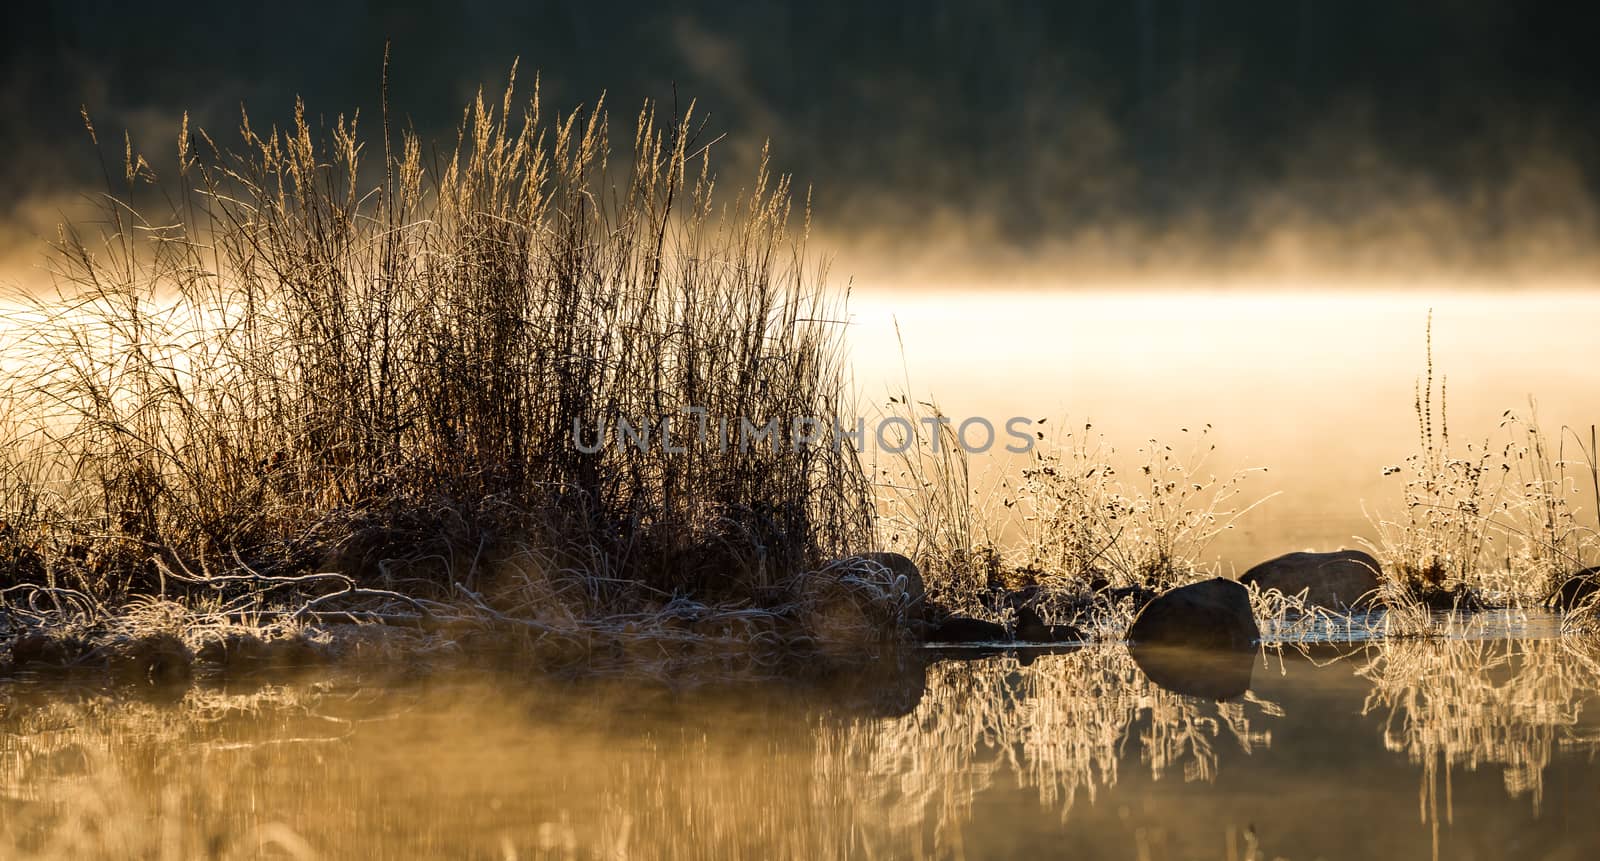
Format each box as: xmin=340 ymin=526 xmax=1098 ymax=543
xmin=6 ymin=637 xmax=1600 ymax=859
xmin=5 ymin=7 xmax=1600 ymax=861
xmin=848 ymin=284 xmax=1600 ymax=568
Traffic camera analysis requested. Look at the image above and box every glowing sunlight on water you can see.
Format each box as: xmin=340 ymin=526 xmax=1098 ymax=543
xmin=4 ymin=638 xmax=1600 ymax=859
xmin=847 ymin=285 xmax=1600 ymax=569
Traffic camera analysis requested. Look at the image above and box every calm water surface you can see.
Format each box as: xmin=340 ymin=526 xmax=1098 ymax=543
xmin=4 ymin=627 xmax=1600 ymax=859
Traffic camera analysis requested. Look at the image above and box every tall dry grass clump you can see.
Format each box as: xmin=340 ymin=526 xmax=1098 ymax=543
xmin=867 ymin=392 xmax=1006 ymax=614
xmin=0 ymin=65 xmax=872 ymax=636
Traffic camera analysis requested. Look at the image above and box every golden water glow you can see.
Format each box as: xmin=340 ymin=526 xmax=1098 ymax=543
xmin=4 ymin=638 xmax=1599 ymax=859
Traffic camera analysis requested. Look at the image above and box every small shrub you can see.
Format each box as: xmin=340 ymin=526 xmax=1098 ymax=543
xmin=1013 ymin=423 xmax=1266 ymax=594
xmin=1369 ymin=315 xmax=1514 ymax=601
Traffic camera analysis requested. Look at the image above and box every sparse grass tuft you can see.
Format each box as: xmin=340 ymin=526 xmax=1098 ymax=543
xmin=868 ymin=390 xmax=1008 ymax=617
xmin=1369 ymin=315 xmax=1513 ymax=606
xmin=1012 ymin=423 xmax=1267 ymax=595
xmin=870 ymin=392 xmax=1268 ymax=636
xmin=1369 ymin=316 xmax=1598 ymax=612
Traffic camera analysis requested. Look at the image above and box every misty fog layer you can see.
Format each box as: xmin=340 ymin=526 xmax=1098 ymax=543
xmin=6 ymin=1 xmax=1600 ymax=281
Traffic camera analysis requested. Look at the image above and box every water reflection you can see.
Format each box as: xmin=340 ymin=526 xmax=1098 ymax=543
xmin=1356 ymin=636 xmax=1600 ymax=858
xmin=820 ymin=647 xmax=1277 ymax=855
xmin=1 ymin=637 xmax=1599 ymax=858
xmin=1128 ymin=645 xmax=1257 ymax=700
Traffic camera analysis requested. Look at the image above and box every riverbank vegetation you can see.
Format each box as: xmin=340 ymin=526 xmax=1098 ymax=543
xmin=2 ymin=74 xmax=1599 ymax=683
xmin=1365 ymin=319 xmax=1600 ymax=613
xmin=1 ymin=69 xmax=888 ymax=678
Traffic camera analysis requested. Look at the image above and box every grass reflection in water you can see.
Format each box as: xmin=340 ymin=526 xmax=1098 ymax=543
xmin=1 ymin=635 xmax=1598 ymax=859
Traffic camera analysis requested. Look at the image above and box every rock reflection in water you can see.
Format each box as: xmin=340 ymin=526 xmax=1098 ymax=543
xmin=819 ymin=646 xmax=1277 ymax=854
xmin=1128 ymin=644 xmax=1257 ymax=700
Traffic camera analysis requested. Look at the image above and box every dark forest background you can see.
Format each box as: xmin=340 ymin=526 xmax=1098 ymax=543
xmin=7 ymin=1 xmax=1600 ymax=277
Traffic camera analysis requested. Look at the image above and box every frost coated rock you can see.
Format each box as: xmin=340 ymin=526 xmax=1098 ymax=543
xmin=1238 ymin=549 xmax=1382 ymax=610
xmin=801 ymin=553 xmax=927 ymax=650
xmin=852 ymin=552 xmax=927 ymax=625
xmin=1126 ymin=578 xmax=1259 ymax=651
xmin=1548 ymin=564 xmax=1600 ymax=610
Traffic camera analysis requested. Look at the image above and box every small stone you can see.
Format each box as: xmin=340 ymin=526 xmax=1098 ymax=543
xmin=927 ymin=616 xmax=1008 ymax=643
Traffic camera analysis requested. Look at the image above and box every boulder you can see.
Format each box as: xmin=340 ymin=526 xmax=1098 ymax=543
xmin=1239 ymin=549 xmax=1382 ymax=610
xmin=926 ymin=616 xmax=1008 ymax=643
xmin=1548 ymin=565 xmax=1600 ymax=611
xmin=856 ymin=552 xmax=927 ymax=623
xmin=801 ymin=553 xmax=927 ymax=649
xmin=1126 ymin=578 xmax=1258 ymax=651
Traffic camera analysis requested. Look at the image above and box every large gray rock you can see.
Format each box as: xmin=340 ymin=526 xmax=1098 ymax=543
xmin=1239 ymin=550 xmax=1382 ymax=610
xmin=1548 ymin=565 xmax=1600 ymax=610
xmin=855 ymin=552 xmax=927 ymax=624
xmin=1126 ymin=578 xmax=1258 ymax=651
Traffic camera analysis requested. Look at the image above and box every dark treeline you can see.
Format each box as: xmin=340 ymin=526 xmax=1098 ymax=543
xmin=6 ymin=1 xmax=1600 ymax=261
